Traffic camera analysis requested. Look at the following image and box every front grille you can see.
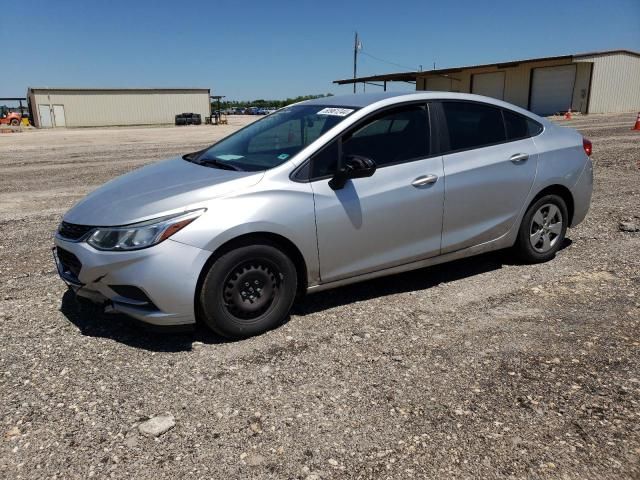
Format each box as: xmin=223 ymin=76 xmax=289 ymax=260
xmin=58 ymin=221 xmax=93 ymax=241
xmin=56 ymin=247 xmax=82 ymax=278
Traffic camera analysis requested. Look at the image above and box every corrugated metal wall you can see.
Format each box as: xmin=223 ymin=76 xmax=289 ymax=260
xmin=416 ymin=59 xmax=592 ymax=113
xmin=575 ymin=53 xmax=640 ymax=113
xmin=29 ymin=89 xmax=210 ymax=128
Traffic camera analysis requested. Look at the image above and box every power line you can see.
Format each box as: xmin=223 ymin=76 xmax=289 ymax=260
xmin=359 ymin=51 xmax=417 ymax=72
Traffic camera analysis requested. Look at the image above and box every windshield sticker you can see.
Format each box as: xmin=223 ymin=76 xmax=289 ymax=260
xmin=317 ymin=107 xmax=355 ymax=117
xmin=217 ymin=154 xmax=244 ymax=161
xmin=277 ymin=153 xmax=290 ymax=160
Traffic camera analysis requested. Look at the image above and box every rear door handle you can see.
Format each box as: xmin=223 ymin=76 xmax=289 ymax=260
xmin=509 ymin=153 xmax=529 ymax=163
xmin=411 ymin=174 xmax=438 ymax=187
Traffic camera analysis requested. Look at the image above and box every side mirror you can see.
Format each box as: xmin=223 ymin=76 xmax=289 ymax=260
xmin=328 ymin=154 xmax=377 ymax=190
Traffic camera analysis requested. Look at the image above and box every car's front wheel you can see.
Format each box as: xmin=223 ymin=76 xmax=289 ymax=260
xmin=199 ymin=243 xmax=297 ymax=338
xmin=515 ymin=194 xmax=568 ymax=263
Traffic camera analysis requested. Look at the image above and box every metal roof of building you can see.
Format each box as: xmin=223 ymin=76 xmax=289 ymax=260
xmin=334 ymin=49 xmax=640 ymax=85
xmin=28 ymin=87 xmax=210 ymax=93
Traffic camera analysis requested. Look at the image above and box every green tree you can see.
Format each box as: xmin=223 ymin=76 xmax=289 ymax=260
xmin=213 ymin=93 xmax=334 ymax=112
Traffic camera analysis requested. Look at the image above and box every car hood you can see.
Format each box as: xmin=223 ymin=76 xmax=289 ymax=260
xmin=63 ymin=157 xmax=264 ymax=226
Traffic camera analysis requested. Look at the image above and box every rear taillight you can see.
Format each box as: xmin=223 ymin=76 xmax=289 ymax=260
xmin=583 ymin=138 xmax=592 ymax=156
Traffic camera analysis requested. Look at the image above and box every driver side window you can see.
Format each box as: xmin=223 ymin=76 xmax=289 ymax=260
xmin=309 ymin=104 xmax=430 ymax=179
xmin=344 ymin=104 xmax=429 ymax=166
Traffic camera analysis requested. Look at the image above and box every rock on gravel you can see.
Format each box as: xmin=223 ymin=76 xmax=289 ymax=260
xmin=137 ymin=414 xmax=175 ymax=437
xmin=619 ymin=221 xmax=640 ymax=232
xmin=245 ymin=453 xmax=265 ymax=466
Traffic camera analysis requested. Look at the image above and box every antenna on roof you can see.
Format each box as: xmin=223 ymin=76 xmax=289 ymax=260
xmin=353 ymin=32 xmax=362 ymax=94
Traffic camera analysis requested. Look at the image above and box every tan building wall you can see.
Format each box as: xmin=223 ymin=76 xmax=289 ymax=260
xmin=575 ymin=52 xmax=640 ymax=113
xmin=416 ymin=59 xmax=593 ymax=114
xmin=29 ymin=88 xmax=210 ymax=128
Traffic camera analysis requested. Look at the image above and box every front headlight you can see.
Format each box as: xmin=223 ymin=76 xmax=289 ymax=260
xmin=86 ymin=209 xmax=205 ymax=251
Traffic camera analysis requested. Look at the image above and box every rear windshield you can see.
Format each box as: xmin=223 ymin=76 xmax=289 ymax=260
xmin=194 ymin=105 xmax=358 ymax=171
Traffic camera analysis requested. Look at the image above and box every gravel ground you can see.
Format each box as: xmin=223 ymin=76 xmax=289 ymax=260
xmin=0 ymin=113 xmax=639 ymax=479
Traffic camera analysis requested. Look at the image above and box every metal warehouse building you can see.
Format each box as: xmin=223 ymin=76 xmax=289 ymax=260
xmin=27 ymin=87 xmax=211 ymax=128
xmin=335 ymin=49 xmax=640 ymax=115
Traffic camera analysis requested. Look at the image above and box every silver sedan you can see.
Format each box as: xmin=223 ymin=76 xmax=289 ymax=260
xmin=54 ymin=92 xmax=593 ymax=338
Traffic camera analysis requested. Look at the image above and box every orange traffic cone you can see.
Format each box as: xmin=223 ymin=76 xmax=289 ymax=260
xmin=632 ymin=112 xmax=640 ymax=131
xmin=564 ymin=108 xmax=572 ymax=120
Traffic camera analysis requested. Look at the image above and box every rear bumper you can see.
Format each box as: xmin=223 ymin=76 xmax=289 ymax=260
xmin=570 ymin=158 xmax=593 ymax=227
xmin=53 ymin=237 xmax=210 ymax=326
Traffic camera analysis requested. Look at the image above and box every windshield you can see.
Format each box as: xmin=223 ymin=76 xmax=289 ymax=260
xmin=193 ymin=105 xmax=358 ymax=171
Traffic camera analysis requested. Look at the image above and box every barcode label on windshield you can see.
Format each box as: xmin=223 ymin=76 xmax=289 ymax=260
xmin=317 ymin=108 xmax=354 ymax=117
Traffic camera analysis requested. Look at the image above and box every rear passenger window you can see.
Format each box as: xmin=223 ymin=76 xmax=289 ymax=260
xmin=503 ymin=109 xmax=543 ymax=140
xmin=442 ymin=102 xmax=506 ymax=151
xmin=503 ymin=110 xmax=529 ymax=140
xmin=527 ymin=118 xmax=543 ymax=136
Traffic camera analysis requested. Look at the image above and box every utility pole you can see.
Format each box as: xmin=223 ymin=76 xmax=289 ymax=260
xmin=353 ymin=32 xmax=360 ymax=94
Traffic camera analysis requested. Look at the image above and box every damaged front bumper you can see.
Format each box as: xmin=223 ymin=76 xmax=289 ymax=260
xmin=52 ymin=237 xmax=211 ymax=326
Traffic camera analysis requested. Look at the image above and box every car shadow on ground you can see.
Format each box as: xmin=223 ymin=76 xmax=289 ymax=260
xmin=295 ymin=238 xmax=572 ymax=315
xmin=295 ymin=249 xmax=506 ymax=316
xmin=59 ymin=289 xmax=223 ymax=352
xmin=60 ymin=239 xmax=572 ymax=351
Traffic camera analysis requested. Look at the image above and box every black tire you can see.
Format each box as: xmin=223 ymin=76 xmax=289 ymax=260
xmin=199 ymin=244 xmax=297 ymax=338
xmin=10 ymin=118 xmax=20 ymax=126
xmin=514 ymin=194 xmax=568 ymax=263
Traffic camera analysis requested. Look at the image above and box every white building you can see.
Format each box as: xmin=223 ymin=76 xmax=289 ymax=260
xmin=335 ymin=49 xmax=640 ymax=115
xmin=27 ymin=87 xmax=211 ymax=128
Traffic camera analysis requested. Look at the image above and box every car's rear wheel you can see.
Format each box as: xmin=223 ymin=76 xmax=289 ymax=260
xmin=10 ymin=118 xmax=19 ymax=126
xmin=515 ymin=194 xmax=568 ymax=263
xmin=199 ymin=244 xmax=297 ymax=338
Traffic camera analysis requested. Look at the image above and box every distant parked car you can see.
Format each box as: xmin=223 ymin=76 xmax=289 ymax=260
xmin=54 ymin=92 xmax=593 ymax=338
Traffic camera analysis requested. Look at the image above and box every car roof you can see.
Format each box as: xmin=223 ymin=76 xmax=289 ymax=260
xmin=298 ymin=91 xmax=546 ymax=122
xmin=300 ymin=92 xmax=410 ymax=108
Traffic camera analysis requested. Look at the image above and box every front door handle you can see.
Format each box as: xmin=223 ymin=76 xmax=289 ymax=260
xmin=510 ymin=153 xmax=529 ymax=163
xmin=411 ymin=174 xmax=438 ymax=187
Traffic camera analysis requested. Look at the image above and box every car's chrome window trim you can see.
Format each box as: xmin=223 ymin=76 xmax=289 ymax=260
xmin=290 ymin=98 xmax=545 ymax=182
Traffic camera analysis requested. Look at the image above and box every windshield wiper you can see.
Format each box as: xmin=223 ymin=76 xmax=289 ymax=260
xmin=182 ymin=150 xmax=204 ymax=163
xmin=198 ymin=158 xmax=244 ymax=171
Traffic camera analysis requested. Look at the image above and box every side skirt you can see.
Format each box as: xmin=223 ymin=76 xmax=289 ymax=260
xmin=306 ymin=232 xmax=514 ymax=294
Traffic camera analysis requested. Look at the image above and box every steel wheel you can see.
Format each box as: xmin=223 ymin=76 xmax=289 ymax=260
xmin=529 ymin=203 xmax=563 ymax=253
xmin=222 ymin=260 xmax=280 ymax=320
xmin=200 ymin=243 xmax=298 ymax=338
